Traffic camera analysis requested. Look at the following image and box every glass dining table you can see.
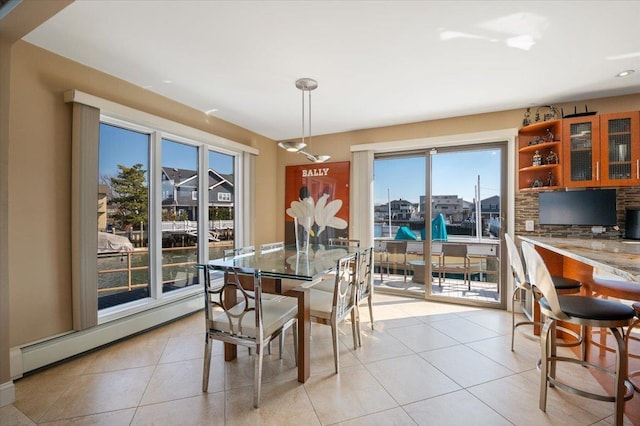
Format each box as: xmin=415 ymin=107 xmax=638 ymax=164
xmin=198 ymin=244 xmax=362 ymax=383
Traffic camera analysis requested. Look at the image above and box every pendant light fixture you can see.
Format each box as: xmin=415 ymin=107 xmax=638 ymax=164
xmin=277 ymin=78 xmax=330 ymax=163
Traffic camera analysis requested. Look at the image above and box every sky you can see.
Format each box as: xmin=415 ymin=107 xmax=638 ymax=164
xmin=98 ymin=123 xmax=234 ymax=182
xmin=374 ymin=148 xmax=501 ymax=205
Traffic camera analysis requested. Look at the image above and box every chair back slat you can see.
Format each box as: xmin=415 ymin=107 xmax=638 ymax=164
xmin=356 ymin=247 xmax=373 ymax=301
xmin=332 ymin=254 xmax=358 ymax=321
xmin=504 ymin=233 xmax=527 ymax=289
xmin=204 ymin=266 xmax=263 ymax=339
xmin=385 ymin=240 xmax=407 ymax=254
xmin=521 ymin=242 xmax=569 ymax=320
xmin=442 ymin=243 xmax=467 ymax=257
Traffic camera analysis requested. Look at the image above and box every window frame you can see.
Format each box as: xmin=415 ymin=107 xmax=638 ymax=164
xmin=66 ymin=90 xmax=257 ymax=328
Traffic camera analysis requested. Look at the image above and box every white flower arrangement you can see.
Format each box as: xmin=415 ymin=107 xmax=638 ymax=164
xmin=286 ymin=193 xmax=348 ymax=238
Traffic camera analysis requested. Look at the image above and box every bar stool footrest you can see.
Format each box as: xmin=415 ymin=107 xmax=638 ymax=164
xmin=555 ymin=325 xmax=584 ymax=348
xmin=540 ymin=356 xmax=635 ymax=403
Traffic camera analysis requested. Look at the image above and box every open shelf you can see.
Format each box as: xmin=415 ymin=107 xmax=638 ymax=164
xmin=518 ymin=120 xmax=563 ymax=191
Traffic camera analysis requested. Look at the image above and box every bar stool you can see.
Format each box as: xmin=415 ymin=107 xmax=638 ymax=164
xmin=504 ymin=233 xmax=583 ymax=352
xmin=590 ymin=276 xmax=640 ymax=393
xmin=628 ymin=302 xmax=640 ymax=392
xmin=521 ymin=242 xmax=635 ymax=426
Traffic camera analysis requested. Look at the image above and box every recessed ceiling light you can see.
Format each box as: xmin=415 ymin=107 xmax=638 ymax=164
xmin=616 ymin=70 xmax=635 ymax=78
xmin=205 ymin=109 xmax=218 ymax=115
xmin=162 ymin=79 xmax=173 ymax=84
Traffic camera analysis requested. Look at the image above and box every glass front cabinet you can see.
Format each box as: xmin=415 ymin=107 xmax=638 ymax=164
xmin=563 ymin=111 xmax=639 ymax=188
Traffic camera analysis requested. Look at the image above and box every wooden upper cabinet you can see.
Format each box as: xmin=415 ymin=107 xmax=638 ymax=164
xmin=517 ymin=111 xmax=639 ymax=191
xmin=599 ymin=111 xmax=639 ymax=187
xmin=562 ymin=115 xmax=600 ymax=187
xmin=562 ymin=111 xmax=640 ymax=188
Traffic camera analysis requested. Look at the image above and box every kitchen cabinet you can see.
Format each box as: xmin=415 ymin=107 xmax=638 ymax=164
xmin=517 ymin=120 xmax=563 ymax=191
xmin=562 ymin=111 xmax=639 ymax=187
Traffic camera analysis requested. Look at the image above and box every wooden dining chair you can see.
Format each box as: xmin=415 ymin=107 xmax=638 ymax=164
xmin=437 ymin=243 xmax=470 ymax=289
xmin=202 ymin=265 xmax=298 ymax=408
xmin=379 ymin=240 xmax=408 ymax=282
xmin=308 ymin=253 xmax=359 ymax=373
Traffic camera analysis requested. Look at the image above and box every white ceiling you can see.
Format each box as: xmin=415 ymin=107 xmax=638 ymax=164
xmin=23 ymin=0 xmax=640 ymax=141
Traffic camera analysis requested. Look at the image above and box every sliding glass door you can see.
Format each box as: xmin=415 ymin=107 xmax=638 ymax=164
xmin=429 ymin=145 xmax=504 ymax=307
xmin=373 ymin=143 xmax=506 ymax=308
xmin=374 ymin=154 xmax=426 ymax=293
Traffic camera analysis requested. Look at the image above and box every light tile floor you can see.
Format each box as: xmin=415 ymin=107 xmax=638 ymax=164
xmin=2 ymin=293 xmax=639 ymax=425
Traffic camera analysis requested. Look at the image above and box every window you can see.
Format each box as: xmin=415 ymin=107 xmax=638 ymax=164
xmin=161 ymin=138 xmax=200 ymax=294
xmin=208 ymin=151 xmax=235 ymax=263
xmin=68 ymin=90 xmax=256 ymax=329
xmin=97 ymin=123 xmax=150 ymax=309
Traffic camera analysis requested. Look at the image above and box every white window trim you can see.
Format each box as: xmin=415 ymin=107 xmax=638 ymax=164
xmin=64 ymin=90 xmax=258 ymax=156
xmin=350 ymin=128 xmax=518 ymax=262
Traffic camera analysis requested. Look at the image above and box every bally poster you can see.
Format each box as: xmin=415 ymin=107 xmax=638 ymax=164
xmin=284 ymin=161 xmax=350 ymax=246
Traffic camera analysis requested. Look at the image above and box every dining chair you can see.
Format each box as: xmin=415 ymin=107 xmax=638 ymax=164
xmin=309 ymin=253 xmax=359 ymax=373
xmin=354 ymin=246 xmax=374 ymax=346
xmin=521 ymin=242 xmax=635 ymax=426
xmin=202 ymin=265 xmax=298 ymax=408
xmin=437 ymin=243 xmax=470 ymax=290
xmin=259 ymin=241 xmax=285 ymax=253
xmin=379 ymin=240 xmax=408 ymax=282
xmin=224 ymin=244 xmax=292 ymax=358
xmin=504 ymin=233 xmax=583 ymax=352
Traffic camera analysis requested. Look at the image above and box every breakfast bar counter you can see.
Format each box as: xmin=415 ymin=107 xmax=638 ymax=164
xmin=518 ymin=236 xmax=640 ymax=284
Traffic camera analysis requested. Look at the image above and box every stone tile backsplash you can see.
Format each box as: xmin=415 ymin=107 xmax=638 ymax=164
xmin=515 ymin=186 xmax=640 ymax=239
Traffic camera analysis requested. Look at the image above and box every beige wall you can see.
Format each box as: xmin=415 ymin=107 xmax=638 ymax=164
xmin=0 ymin=0 xmax=75 ymax=391
xmin=275 ymin=95 xmax=640 ymax=239
xmin=4 ymin=2 xmax=640 ymax=357
xmin=7 ymin=41 xmax=277 ymax=347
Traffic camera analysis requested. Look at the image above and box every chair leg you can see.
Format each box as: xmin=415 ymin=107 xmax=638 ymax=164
xmin=511 ymin=287 xmax=518 ymax=352
xmin=368 ymin=295 xmax=374 ymax=330
xmin=254 ymin=344 xmax=263 ymax=408
xmin=539 ymin=318 xmax=553 ymax=412
xmin=351 ymin=310 xmax=358 ymax=350
xmin=549 ymin=321 xmax=557 ymax=384
xmin=355 ymin=305 xmax=362 ymax=347
xmin=580 ymin=325 xmax=587 ymax=361
xmin=292 ymin=321 xmax=298 ymax=367
xmin=611 ymin=327 xmax=628 ymax=426
xmin=202 ymin=336 xmax=212 ymax=392
xmin=403 ymin=257 xmax=407 ymax=282
xmin=331 ymin=320 xmax=339 ymax=374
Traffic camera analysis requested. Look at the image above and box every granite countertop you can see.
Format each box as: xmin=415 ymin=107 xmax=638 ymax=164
xmin=518 ymin=236 xmax=640 ymax=283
